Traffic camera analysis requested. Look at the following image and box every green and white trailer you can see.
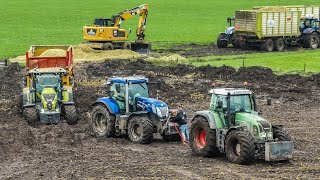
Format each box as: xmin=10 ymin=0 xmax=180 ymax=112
xmin=234 ymin=10 xmax=302 ymax=51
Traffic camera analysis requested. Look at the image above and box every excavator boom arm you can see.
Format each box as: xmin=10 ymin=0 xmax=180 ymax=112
xmin=112 ymin=4 xmax=148 ymax=40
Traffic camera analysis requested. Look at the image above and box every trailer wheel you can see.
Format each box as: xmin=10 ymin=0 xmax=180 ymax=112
xmin=122 ymin=42 xmax=131 ymax=50
xmin=225 ymin=130 xmax=255 ymax=164
xmin=103 ymin=43 xmax=115 ymax=50
xmin=261 ymin=38 xmax=274 ymax=52
xmin=273 ymin=127 xmax=291 ymax=141
xmin=190 ymin=116 xmax=219 ymax=157
xmin=217 ymin=33 xmax=228 ymax=48
xmin=91 ymin=104 xmax=116 ymax=137
xmin=128 ymin=115 xmax=154 ymax=144
xmin=24 ymin=107 xmax=39 ymax=127
xmin=303 ymin=32 xmax=319 ymax=49
xmin=62 ymin=105 xmax=78 ymax=125
xmin=274 ymin=38 xmax=285 ymax=51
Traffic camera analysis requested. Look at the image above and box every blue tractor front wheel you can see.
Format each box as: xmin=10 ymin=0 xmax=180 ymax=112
xmin=128 ymin=115 xmax=154 ymax=144
xmin=91 ymin=104 xmax=116 ymax=138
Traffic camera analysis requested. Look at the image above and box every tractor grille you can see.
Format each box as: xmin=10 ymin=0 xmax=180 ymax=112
xmin=258 ymin=120 xmax=271 ymax=131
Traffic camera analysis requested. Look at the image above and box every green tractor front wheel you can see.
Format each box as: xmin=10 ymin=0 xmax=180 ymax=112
xmin=24 ymin=107 xmax=39 ymax=127
xmin=225 ymin=130 xmax=255 ymax=165
xmin=62 ymin=105 xmax=78 ymax=125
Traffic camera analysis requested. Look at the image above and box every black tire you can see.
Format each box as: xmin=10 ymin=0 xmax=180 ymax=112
xmin=233 ymin=37 xmax=241 ymax=48
xmin=225 ymin=130 xmax=255 ymax=164
xmin=189 ymin=116 xmax=219 ymax=157
xmin=261 ymin=38 xmax=274 ymax=52
xmin=217 ymin=33 xmax=228 ymax=48
xmin=303 ymin=32 xmax=319 ymax=49
xmin=122 ymin=42 xmax=131 ymax=50
xmin=91 ymin=104 xmax=116 ymax=137
xmin=163 ymin=134 xmax=181 ymax=142
xmin=103 ymin=43 xmax=115 ymax=50
xmin=24 ymin=107 xmax=39 ymax=127
xmin=128 ymin=115 xmax=154 ymax=144
xmin=273 ymin=127 xmax=291 ymax=141
xmin=274 ymin=38 xmax=285 ymax=51
xmin=62 ymin=105 xmax=78 ymax=125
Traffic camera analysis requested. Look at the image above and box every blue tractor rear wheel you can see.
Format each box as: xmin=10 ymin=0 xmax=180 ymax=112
xmin=91 ymin=104 xmax=116 ymax=137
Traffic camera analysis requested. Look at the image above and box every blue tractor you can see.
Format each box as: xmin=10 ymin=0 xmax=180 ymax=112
xmin=90 ymin=76 xmax=180 ymax=144
xmin=217 ymin=17 xmax=236 ymax=48
xmin=300 ymin=17 xmax=320 ymax=49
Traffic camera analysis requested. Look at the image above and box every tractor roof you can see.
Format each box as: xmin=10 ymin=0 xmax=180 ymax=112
xmin=209 ymin=88 xmax=253 ymax=95
xmin=28 ymin=67 xmax=67 ymax=74
xmin=108 ymin=76 xmax=148 ymax=84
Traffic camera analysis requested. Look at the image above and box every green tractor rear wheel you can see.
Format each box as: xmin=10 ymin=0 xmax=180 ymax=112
xmin=62 ymin=105 xmax=78 ymax=125
xmin=225 ymin=130 xmax=255 ymax=164
xmin=190 ymin=116 xmax=219 ymax=157
xmin=24 ymin=107 xmax=39 ymax=127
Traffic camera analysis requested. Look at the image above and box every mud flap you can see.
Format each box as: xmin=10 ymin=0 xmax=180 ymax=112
xmin=131 ymin=41 xmax=151 ymax=54
xmin=265 ymin=141 xmax=294 ymax=161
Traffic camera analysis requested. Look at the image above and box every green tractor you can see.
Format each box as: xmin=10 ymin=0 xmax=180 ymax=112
xmin=22 ymin=68 xmax=78 ymax=126
xmin=190 ymin=88 xmax=293 ymax=164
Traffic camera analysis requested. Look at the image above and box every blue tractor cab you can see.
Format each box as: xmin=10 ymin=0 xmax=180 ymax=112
xmin=90 ymin=76 xmax=180 ymax=144
xmin=300 ymin=17 xmax=320 ymax=49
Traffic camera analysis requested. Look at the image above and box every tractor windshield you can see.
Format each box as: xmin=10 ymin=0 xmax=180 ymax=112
xmin=36 ymin=74 xmax=60 ymax=93
xmin=230 ymin=95 xmax=254 ymax=113
xmin=128 ymin=82 xmax=149 ymax=99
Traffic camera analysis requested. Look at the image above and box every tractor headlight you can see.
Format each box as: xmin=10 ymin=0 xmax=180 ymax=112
xmin=43 ymin=94 xmax=56 ymax=102
xmin=253 ymin=125 xmax=259 ymax=136
xmin=156 ymin=107 xmax=162 ymax=117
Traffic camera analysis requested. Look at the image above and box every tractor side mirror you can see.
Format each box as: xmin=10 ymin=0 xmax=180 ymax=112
xmin=115 ymin=84 xmax=121 ymax=93
xmin=69 ymin=77 xmax=73 ymax=85
xmin=157 ymin=79 xmax=161 ymax=90
xmin=227 ymin=17 xmax=231 ymax=23
xmin=217 ymin=100 xmax=223 ymax=109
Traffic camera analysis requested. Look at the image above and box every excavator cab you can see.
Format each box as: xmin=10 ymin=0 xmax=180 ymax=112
xmin=94 ymin=18 xmax=114 ymax=27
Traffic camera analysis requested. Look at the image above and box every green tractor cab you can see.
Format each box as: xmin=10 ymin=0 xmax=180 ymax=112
xmin=190 ymin=88 xmax=293 ymax=164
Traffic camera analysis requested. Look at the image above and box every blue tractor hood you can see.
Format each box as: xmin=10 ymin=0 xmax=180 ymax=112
xmin=136 ymin=97 xmax=169 ymax=119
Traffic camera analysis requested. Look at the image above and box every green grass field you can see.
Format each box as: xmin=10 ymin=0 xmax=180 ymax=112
xmin=1 ymin=0 xmax=320 ymax=73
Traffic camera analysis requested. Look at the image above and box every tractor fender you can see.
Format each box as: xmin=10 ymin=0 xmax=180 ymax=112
xmin=92 ymin=97 xmax=120 ymax=114
xmin=303 ymin=28 xmax=316 ymax=34
xmin=192 ymin=110 xmax=217 ymax=129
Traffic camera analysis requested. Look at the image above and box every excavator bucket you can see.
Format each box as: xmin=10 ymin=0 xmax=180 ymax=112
xmin=131 ymin=40 xmax=151 ymax=54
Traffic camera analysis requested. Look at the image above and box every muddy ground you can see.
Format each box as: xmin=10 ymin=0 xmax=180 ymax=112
xmin=0 ymin=58 xmax=320 ymax=179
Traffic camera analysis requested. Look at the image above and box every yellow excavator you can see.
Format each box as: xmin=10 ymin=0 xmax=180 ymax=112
xmin=82 ymin=4 xmax=150 ymax=53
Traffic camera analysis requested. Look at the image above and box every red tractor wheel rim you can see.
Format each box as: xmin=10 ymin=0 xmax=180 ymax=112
xmin=195 ymin=129 xmax=206 ymax=149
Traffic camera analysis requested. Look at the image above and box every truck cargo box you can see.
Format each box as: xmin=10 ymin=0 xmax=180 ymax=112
xmin=235 ymin=10 xmax=301 ymax=39
xmin=26 ymin=45 xmax=73 ymax=70
xmin=254 ymin=6 xmax=320 ymax=19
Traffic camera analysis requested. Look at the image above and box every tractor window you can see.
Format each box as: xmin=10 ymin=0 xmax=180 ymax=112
xmin=36 ymin=74 xmax=60 ymax=93
xmin=230 ymin=95 xmax=253 ymax=113
xmin=128 ymin=82 xmax=149 ymax=100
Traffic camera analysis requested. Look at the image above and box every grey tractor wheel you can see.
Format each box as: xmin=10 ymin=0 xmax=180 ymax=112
xmin=91 ymin=104 xmax=116 ymax=137
xmin=62 ymin=105 xmax=78 ymax=125
xmin=225 ymin=130 xmax=255 ymax=165
xmin=274 ymin=38 xmax=285 ymax=51
xmin=24 ymin=107 xmax=39 ymax=127
xmin=122 ymin=42 xmax=131 ymax=50
xmin=303 ymin=32 xmax=319 ymax=49
xmin=261 ymin=38 xmax=274 ymax=52
xmin=273 ymin=127 xmax=291 ymax=141
xmin=162 ymin=134 xmax=181 ymax=142
xmin=103 ymin=43 xmax=115 ymax=50
xmin=217 ymin=33 xmax=228 ymax=48
xmin=128 ymin=115 xmax=154 ymax=144
xmin=190 ymin=116 xmax=219 ymax=157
